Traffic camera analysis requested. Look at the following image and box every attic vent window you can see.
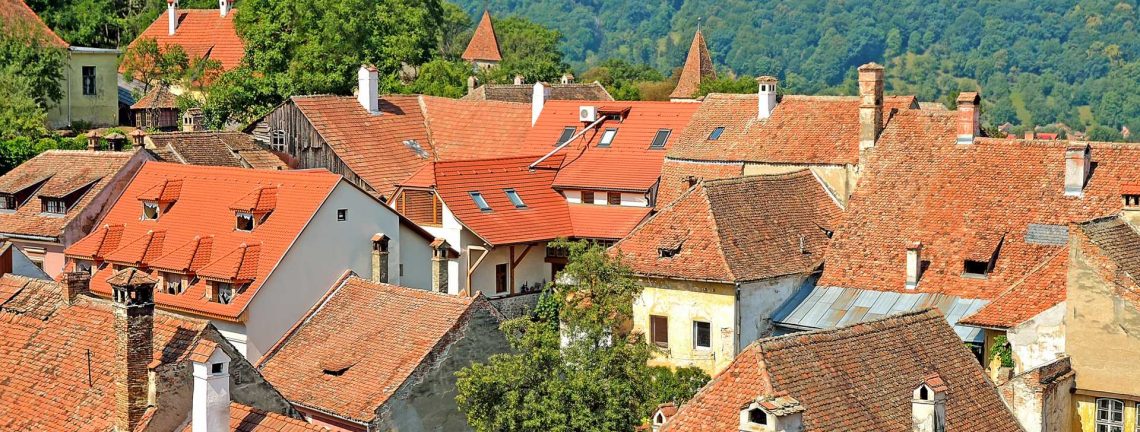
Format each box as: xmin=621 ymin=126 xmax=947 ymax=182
xmin=504 ymin=188 xmax=526 ymax=208
xmin=235 ymin=212 xmax=256 ymax=231
xmin=749 ymin=408 xmax=768 ymax=425
xmin=708 ymin=127 xmax=725 ymax=140
xmin=469 ymin=191 xmax=492 ymax=211
xmin=142 ymin=201 xmax=160 ymax=220
xmin=556 ymin=126 xmax=576 ymax=146
xmin=598 ymin=128 xmax=617 ymax=147
xmin=211 ymin=362 xmax=224 ymax=374
xmin=649 ymin=129 xmax=672 ymax=149
xmin=658 ymin=243 xmax=682 ymax=258
xmin=322 ymin=363 xmax=353 ymax=376
xmin=963 ymin=260 xmax=992 ymax=277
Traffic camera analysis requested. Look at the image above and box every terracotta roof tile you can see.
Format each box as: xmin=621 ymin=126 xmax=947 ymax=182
xmin=614 ymin=171 xmax=842 ymax=282
xmin=258 ymin=276 xmax=491 ymax=423
xmin=656 ymin=159 xmax=743 ymax=207
xmin=567 ymin=204 xmax=650 ymax=240
xmin=463 ymin=83 xmax=613 ymax=103
xmin=0 ymin=0 xmax=67 ymax=47
xmin=461 ymin=11 xmax=501 ymax=62
xmin=420 ymin=95 xmax=534 ymax=161
xmin=131 ymin=86 xmax=179 ymax=109
xmin=148 ymin=132 xmax=287 ymax=170
xmin=669 ymin=30 xmax=715 ymax=100
xmin=661 ymin=309 xmax=1022 ymax=432
xmin=123 ymin=8 xmax=243 ymax=73
xmin=958 ymin=249 xmax=1067 ymax=329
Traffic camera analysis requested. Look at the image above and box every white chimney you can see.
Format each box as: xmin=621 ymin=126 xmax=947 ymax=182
xmin=514 ymin=75 xmax=525 ymax=85
xmin=912 ymin=374 xmax=947 ymax=432
xmin=218 ymin=0 xmax=228 ymax=17
xmin=1064 ymin=143 xmax=1091 ymax=197
xmin=532 ymin=82 xmax=548 ymax=126
xmin=905 ymin=241 xmax=922 ymax=289
xmin=757 ymin=76 xmax=778 ymax=120
xmin=192 ymin=342 xmax=232 ymax=432
xmin=357 ymin=65 xmax=379 ymax=114
xmin=167 ymin=0 xmax=178 ymax=35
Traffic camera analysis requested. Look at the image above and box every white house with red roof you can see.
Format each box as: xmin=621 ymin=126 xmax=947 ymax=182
xmin=64 ymin=162 xmax=447 ymax=361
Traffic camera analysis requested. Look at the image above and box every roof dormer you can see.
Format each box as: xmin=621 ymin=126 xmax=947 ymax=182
xmin=38 ymin=179 xmax=98 ymax=216
xmin=229 ymin=186 xmax=277 ymax=231
xmin=913 ymin=373 xmax=948 ymax=432
xmin=136 ymin=179 xmax=183 ymax=220
xmin=739 ymin=395 xmax=804 ymax=432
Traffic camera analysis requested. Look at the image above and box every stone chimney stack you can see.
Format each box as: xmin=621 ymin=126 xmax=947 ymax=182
xmin=110 ymin=268 xmax=157 ymax=432
xmin=357 ymin=65 xmax=380 ymax=114
xmin=61 ymin=271 xmax=91 ymax=305
xmin=371 ymin=233 xmax=390 ymax=284
xmin=218 ymin=0 xmax=229 ymax=17
xmin=857 ymin=63 xmax=884 ymax=150
xmin=467 ymin=76 xmax=477 ymax=95
xmin=431 ymin=238 xmax=450 ymax=294
xmin=532 ymin=82 xmax=549 ymax=126
xmin=1064 ymin=143 xmax=1091 ymax=197
xmin=191 ymin=341 xmax=231 ymax=432
xmin=561 ymin=73 xmax=574 ymax=84
xmin=167 ymin=0 xmax=177 ymax=35
xmin=912 ymin=374 xmax=948 ymax=432
xmin=129 ymin=129 xmax=146 ymax=148
xmin=905 ymin=241 xmax=922 ymax=289
xmin=514 ymin=75 xmax=525 ymax=85
xmin=956 ymin=92 xmax=981 ymax=144
xmin=87 ymin=131 xmax=101 ymax=151
xmin=756 ymin=76 xmax=778 ymax=120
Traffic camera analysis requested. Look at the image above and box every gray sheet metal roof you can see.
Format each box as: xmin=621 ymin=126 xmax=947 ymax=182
xmin=773 ymin=285 xmax=988 ymax=343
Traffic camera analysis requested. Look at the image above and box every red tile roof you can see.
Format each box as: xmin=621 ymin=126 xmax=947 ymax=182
xmin=463 ymin=82 xmax=613 ymax=103
xmin=656 ymin=159 xmax=743 ymax=207
xmin=65 ymin=162 xmax=342 ymax=321
xmin=614 ymin=171 xmax=842 ymax=283
xmin=0 ymin=150 xmax=138 ymax=241
xmin=123 ymin=8 xmax=244 ymax=73
xmin=820 ymin=109 xmax=1140 ymax=300
xmin=147 ymin=132 xmax=288 ymax=170
xmin=180 ymin=403 xmax=327 ymax=432
xmin=131 ymin=85 xmax=179 ymax=109
xmin=258 ymin=275 xmax=495 ymax=423
xmin=567 ymin=204 xmax=650 ymax=240
xmin=420 ymin=95 xmax=534 ymax=161
xmin=661 ymin=309 xmax=1022 ymax=432
xmin=667 ymin=93 xmax=917 ymax=165
xmin=461 ymin=10 xmax=501 ymax=62
xmin=958 ymin=249 xmax=1067 ymax=329
xmin=0 ymin=0 xmax=67 ymax=47
xmin=669 ymin=30 xmax=715 ymax=100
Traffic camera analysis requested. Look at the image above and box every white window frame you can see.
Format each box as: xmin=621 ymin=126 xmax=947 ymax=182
xmin=43 ymin=199 xmax=67 ymax=214
xmin=270 ymin=130 xmax=286 ymax=152
xmin=1096 ymin=398 xmax=1124 ymax=432
xmin=598 ymin=128 xmax=617 ymax=147
xmin=693 ymin=320 xmax=712 ymax=350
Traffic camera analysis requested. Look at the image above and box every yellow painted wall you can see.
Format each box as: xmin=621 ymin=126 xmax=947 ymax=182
xmin=1067 ymin=239 xmax=1140 ymax=396
xmin=632 ymin=277 xmax=737 ymax=375
xmin=1073 ymin=394 xmax=1139 ymax=432
xmin=47 ymin=49 xmax=119 ymax=128
xmin=742 ymin=163 xmax=857 ymax=205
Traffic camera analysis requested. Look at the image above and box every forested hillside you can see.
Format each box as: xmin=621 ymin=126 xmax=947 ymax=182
xmin=457 ymin=0 xmax=1140 ymax=138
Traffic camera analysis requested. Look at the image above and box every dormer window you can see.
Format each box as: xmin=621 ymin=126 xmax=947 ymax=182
xmin=210 ymin=281 xmax=243 ymax=304
xmin=649 ymin=129 xmax=672 ymax=149
xmin=708 ymin=127 xmax=725 ymax=140
xmin=598 ymin=128 xmax=617 ymax=147
xmin=470 ymin=191 xmax=491 ymax=211
xmin=0 ymin=194 xmax=14 ymax=210
xmin=235 ymin=212 xmax=256 ymax=231
xmin=659 ymin=243 xmax=682 ymax=258
xmin=42 ymin=198 xmax=67 ymax=214
xmin=141 ymin=201 xmax=160 ymax=220
xmin=161 ymin=271 xmax=184 ymax=294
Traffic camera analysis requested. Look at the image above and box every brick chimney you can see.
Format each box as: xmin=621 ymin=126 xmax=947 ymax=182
xmin=431 ymin=238 xmax=450 ymax=294
xmin=167 ymin=0 xmax=177 ymax=35
xmin=218 ymin=0 xmax=229 ymax=17
xmin=912 ymin=373 xmax=948 ymax=432
xmin=110 ymin=268 xmax=157 ymax=432
xmin=756 ymin=76 xmax=778 ymax=120
xmin=857 ymin=63 xmax=884 ymax=150
xmin=1064 ymin=143 xmax=1091 ymax=197
xmin=191 ymin=340 xmax=231 ymax=432
xmin=956 ymin=92 xmax=981 ymax=144
xmin=357 ymin=65 xmax=379 ymax=114
xmin=905 ymin=241 xmax=922 ymax=289
xmin=371 ymin=233 xmax=390 ymax=284
xmin=61 ymin=271 xmax=91 ymax=305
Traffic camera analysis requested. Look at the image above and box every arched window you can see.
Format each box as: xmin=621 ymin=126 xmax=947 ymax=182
xmin=1095 ymin=398 xmax=1123 ymax=432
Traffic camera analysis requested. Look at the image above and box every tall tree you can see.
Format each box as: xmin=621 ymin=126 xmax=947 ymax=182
xmin=477 ymin=15 xmax=568 ymax=84
xmin=0 ymin=24 xmax=65 ymax=108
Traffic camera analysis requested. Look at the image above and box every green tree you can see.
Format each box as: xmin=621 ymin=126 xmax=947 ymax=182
xmin=0 ymin=71 xmax=49 ymax=141
xmin=455 ymin=240 xmax=708 ymax=432
xmin=477 ymin=16 xmax=568 ymax=84
xmin=402 ymin=58 xmax=471 ymax=98
xmin=119 ymin=38 xmax=191 ymax=92
xmin=0 ymin=24 xmax=65 ymax=108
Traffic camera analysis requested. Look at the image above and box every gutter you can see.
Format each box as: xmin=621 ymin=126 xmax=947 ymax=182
xmin=0 ymin=232 xmax=60 ymax=242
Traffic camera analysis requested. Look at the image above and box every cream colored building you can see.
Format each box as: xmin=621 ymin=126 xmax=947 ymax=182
xmin=46 ymin=47 xmax=121 ymax=128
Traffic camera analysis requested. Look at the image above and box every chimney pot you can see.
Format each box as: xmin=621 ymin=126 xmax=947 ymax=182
xmin=191 ymin=341 xmax=231 ymax=432
xmin=431 ymin=238 xmax=450 ymax=294
xmin=371 ymin=233 xmax=390 ymax=284
xmin=87 ymin=131 xmax=101 ymax=151
xmin=756 ymin=76 xmax=778 ymax=120
xmin=912 ymin=375 xmax=947 ymax=432
xmin=560 ymin=73 xmax=574 ymax=84
xmin=956 ymin=91 xmax=981 ymax=144
xmin=167 ymin=0 xmax=177 ymax=35
xmin=514 ymin=75 xmax=525 ymax=85
xmin=857 ymin=63 xmax=885 ymax=150
xmin=531 ymin=82 xmax=547 ymax=126
xmin=467 ymin=75 xmax=477 ymax=95
xmin=1064 ymin=143 xmax=1091 ymax=197
xmin=357 ymin=65 xmax=380 ymax=114
xmin=218 ymin=0 xmax=228 ymax=17
xmin=905 ymin=241 xmax=922 ymax=289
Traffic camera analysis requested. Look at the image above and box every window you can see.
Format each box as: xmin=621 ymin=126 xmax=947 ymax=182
xmin=650 ymin=315 xmax=669 ymax=347
xmin=504 ymin=189 xmax=526 ymax=208
xmin=235 ymin=212 xmax=255 ymax=231
xmin=693 ymin=321 xmax=711 ymax=349
xmin=213 ymin=282 xmax=238 ymax=304
xmin=748 ymin=408 xmax=768 ymax=425
xmin=1135 ymin=403 xmax=1140 ymax=432
xmin=141 ymin=201 xmax=160 ymax=220
xmin=659 ymin=244 xmax=681 ymax=258
xmin=337 ymin=209 xmax=347 ymax=221
xmin=162 ymin=272 xmax=183 ymax=295
xmin=0 ymin=194 xmax=14 ymax=210
xmin=470 ymin=191 xmax=491 ymax=211
xmin=1096 ymin=398 xmax=1123 ymax=432
xmin=82 ymin=66 xmax=96 ymax=95
xmin=74 ymin=260 xmax=93 ymax=275
xmin=211 ymin=363 xmax=224 ymax=374
xmin=649 ymin=129 xmax=672 ymax=149
xmin=598 ymin=128 xmax=617 ymax=147
xmin=495 ymin=263 xmax=508 ymax=294
xmin=555 ymin=126 xmax=576 ymax=146
xmin=270 ymin=130 xmax=286 ymax=152
xmin=708 ymin=127 xmax=725 ymax=140
xmin=963 ymin=260 xmax=991 ymax=277
xmin=43 ymin=199 xmax=66 ymax=214
xmin=581 ymin=191 xmax=595 ymax=204
xmin=604 ymin=192 xmax=621 ymax=205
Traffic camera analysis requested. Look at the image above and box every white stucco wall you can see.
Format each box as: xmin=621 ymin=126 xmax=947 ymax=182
xmin=1007 ymin=301 xmax=1067 ymax=374
xmin=464 ymin=237 xmax=550 ymax=298
xmin=562 ymin=189 xmax=649 ymax=207
xmin=212 ymin=320 xmax=248 ymax=359
xmin=737 ymin=274 xmax=811 ymax=349
xmin=398 ymin=223 xmax=433 ymax=290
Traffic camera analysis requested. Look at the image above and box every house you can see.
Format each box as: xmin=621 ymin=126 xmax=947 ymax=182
xmin=1 ymin=0 xmax=119 ymax=128
xmin=0 ymin=149 xmax=151 ymax=278
xmin=121 ymin=0 xmax=244 ymax=92
xmin=461 ymin=10 xmax=501 ymax=69
xmin=659 ymin=64 xmax=920 ymax=207
xmin=669 ymin=29 xmax=716 ymax=102
xmin=132 ymin=85 xmax=181 ymax=130
xmin=658 ymin=309 xmax=1023 ymax=432
xmin=144 ymin=131 xmax=288 ymax=170
xmin=612 ymin=172 xmax=843 ymax=374
xmin=0 ymin=265 xmax=321 ymax=431
xmin=64 ymin=162 xmax=448 ymax=361
xmin=257 ymin=273 xmax=510 ymax=431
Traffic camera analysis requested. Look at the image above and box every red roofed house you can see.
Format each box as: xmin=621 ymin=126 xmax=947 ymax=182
xmin=121 ymin=0 xmax=244 ymax=92
xmin=0 ymin=264 xmax=322 ymax=431
xmin=64 ymin=162 xmax=448 ymax=362
xmin=1 ymin=0 xmax=120 ymax=128
xmin=461 ymin=10 xmax=501 ymax=69
xmin=669 ymin=29 xmax=716 ymax=102
xmin=612 ymin=171 xmax=843 ymax=374
xmin=0 ymin=149 xmax=151 ymax=278
xmin=258 ymin=273 xmax=509 ymax=431
xmin=658 ymin=309 xmax=1023 ymax=432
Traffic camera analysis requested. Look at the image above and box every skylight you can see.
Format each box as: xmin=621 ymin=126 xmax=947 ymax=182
xmin=649 ymin=129 xmax=672 ymax=149
xmin=598 ymin=128 xmax=617 ymax=147
xmin=556 ymin=126 xmax=576 ymax=146
xmin=470 ymin=191 xmax=492 ymax=211
xmin=708 ymin=127 xmax=725 ymax=140
xmin=504 ymin=188 xmax=526 ymax=208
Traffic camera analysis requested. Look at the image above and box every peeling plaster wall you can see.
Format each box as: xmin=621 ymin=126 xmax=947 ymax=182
xmin=996 ymin=358 xmax=1073 ymax=432
xmin=1007 ymin=302 xmax=1067 ymax=374
xmin=633 ymin=277 xmax=736 ymax=375
xmin=1066 ymin=238 xmax=1140 ymax=397
xmin=737 ymin=274 xmax=810 ymax=348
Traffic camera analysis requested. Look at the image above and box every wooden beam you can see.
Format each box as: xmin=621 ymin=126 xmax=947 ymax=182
xmin=508 ymin=244 xmax=533 ymax=296
xmin=465 ymin=245 xmax=489 ymax=295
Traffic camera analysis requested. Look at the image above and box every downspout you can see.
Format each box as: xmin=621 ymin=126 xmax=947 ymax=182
xmin=66 ymin=48 xmax=72 ymax=128
xmin=529 ymin=116 xmax=606 ymax=170
xmin=734 ymin=282 xmax=742 ymax=355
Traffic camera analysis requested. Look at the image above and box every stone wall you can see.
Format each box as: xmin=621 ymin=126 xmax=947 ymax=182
xmin=489 ymin=291 xmax=542 ymax=319
xmin=996 ymin=357 xmax=1074 ymax=432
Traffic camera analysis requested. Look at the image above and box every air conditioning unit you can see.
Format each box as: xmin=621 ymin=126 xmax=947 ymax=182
xmin=579 ymin=106 xmax=598 ymax=123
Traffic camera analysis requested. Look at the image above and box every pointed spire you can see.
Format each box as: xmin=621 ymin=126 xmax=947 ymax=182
xmin=670 ymin=28 xmax=717 ymax=100
xmin=462 ymin=10 xmax=502 ymax=64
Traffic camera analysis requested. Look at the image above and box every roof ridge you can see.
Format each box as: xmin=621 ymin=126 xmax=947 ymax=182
xmin=756 ymin=308 xmax=943 ymax=353
xmin=781 ymin=95 xmax=859 ymax=101
xmin=704 ymin=170 xmax=812 ymax=187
